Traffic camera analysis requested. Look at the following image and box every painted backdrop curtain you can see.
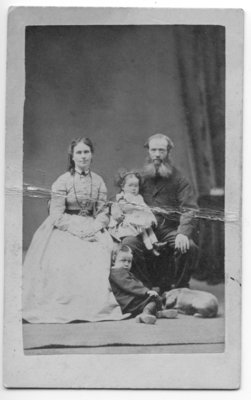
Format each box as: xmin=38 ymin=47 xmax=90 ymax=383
xmin=174 ymin=26 xmax=225 ymax=283
xmin=174 ymin=25 xmax=225 ymax=195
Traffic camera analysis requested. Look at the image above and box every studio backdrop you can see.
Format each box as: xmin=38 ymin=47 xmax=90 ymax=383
xmin=23 ymin=25 xmax=225 ymax=264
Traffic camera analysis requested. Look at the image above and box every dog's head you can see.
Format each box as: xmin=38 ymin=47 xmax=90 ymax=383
xmin=162 ymin=289 xmax=181 ymax=309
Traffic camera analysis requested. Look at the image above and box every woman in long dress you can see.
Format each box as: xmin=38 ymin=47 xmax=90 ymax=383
xmin=23 ymin=137 xmax=126 ymax=323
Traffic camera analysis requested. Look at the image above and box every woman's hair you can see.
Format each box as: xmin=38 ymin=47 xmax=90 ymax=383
xmin=114 ymin=168 xmax=142 ymax=190
xmin=67 ymin=137 xmax=94 ymax=174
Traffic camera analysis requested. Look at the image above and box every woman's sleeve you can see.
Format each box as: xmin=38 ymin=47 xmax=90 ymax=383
xmin=95 ymin=177 xmax=109 ymax=228
xmin=49 ymin=174 xmax=73 ymax=231
xmin=96 ymin=177 xmax=107 ymax=210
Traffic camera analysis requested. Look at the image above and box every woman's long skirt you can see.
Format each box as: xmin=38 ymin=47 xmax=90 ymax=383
xmin=23 ymin=217 xmax=126 ymax=323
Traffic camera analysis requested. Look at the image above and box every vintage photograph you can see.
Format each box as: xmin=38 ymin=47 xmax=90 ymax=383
xmin=22 ymin=23 xmax=225 ymax=354
xmin=4 ymin=7 xmax=242 ymax=388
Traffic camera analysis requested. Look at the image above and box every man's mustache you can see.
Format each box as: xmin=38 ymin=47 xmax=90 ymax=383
xmin=153 ymin=158 xmax=162 ymax=165
xmin=142 ymin=158 xmax=173 ymax=179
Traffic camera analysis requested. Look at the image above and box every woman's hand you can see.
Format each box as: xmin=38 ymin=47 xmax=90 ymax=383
xmin=79 ymin=223 xmax=101 ymax=239
xmin=79 ymin=230 xmax=96 ymax=239
xmin=68 ymin=217 xmax=102 ymax=240
xmin=83 ymin=235 xmax=98 ymax=242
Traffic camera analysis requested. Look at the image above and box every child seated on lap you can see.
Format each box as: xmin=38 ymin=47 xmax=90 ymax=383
xmin=109 ymin=170 xmax=166 ymax=256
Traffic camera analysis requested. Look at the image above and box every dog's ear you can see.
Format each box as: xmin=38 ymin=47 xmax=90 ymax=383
xmin=163 ymin=292 xmax=177 ymax=309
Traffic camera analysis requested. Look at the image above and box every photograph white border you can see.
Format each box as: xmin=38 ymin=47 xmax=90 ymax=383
xmin=3 ymin=5 xmax=242 ymax=389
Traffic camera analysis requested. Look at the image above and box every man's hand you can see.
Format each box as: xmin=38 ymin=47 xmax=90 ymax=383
xmin=175 ymin=234 xmax=190 ymax=254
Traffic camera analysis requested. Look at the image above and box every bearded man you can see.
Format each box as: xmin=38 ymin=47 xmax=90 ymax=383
xmin=122 ymin=133 xmax=198 ymax=292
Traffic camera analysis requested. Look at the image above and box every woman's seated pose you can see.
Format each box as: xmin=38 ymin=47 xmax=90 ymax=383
xmin=22 ymin=137 xmax=127 ymax=323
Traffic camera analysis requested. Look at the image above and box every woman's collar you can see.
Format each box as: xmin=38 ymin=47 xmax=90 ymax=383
xmin=75 ymin=167 xmax=90 ymax=176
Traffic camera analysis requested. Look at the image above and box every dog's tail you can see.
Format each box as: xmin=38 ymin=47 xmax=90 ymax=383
xmin=193 ymin=307 xmax=218 ymax=318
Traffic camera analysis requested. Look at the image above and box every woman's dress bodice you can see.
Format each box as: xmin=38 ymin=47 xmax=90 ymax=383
xmin=49 ymin=171 xmax=108 ymax=232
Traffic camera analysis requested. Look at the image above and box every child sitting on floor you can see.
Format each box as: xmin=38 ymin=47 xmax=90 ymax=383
xmin=109 ymin=170 xmax=166 ymax=256
xmin=109 ymin=245 xmax=178 ymax=324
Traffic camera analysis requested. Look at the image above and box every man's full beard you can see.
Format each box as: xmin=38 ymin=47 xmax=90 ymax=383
xmin=142 ymin=158 xmax=173 ymax=179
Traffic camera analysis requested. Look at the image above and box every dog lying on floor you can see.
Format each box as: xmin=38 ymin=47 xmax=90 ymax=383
xmin=162 ymin=288 xmax=219 ymax=318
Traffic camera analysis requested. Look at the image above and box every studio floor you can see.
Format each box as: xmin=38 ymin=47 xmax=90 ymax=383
xmin=23 ymin=279 xmax=224 ymax=355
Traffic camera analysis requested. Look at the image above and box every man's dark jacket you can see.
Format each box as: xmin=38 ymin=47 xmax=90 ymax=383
xmin=140 ymin=166 xmax=198 ymax=238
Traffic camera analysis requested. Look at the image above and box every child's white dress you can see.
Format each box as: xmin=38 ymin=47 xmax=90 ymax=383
xmin=109 ymin=192 xmax=157 ymax=239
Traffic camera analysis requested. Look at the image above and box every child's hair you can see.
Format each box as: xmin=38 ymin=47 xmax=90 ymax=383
xmin=111 ymin=244 xmax=133 ymax=265
xmin=114 ymin=168 xmax=142 ymax=190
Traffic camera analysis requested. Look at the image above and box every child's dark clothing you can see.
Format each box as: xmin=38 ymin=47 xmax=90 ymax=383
xmin=109 ymin=267 xmax=161 ymax=316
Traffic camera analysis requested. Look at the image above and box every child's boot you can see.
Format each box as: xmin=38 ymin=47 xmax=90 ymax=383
xmin=135 ymin=313 xmax=157 ymax=324
xmin=157 ymin=309 xmax=178 ymax=319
